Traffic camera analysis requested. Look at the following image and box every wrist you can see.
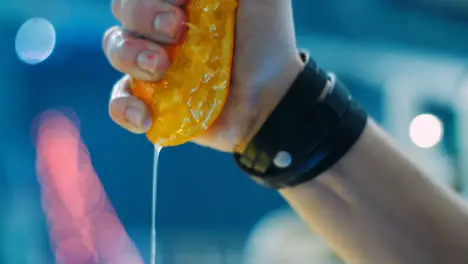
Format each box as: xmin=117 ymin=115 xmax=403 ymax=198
xmin=235 ymin=53 xmax=305 ymax=153
xmin=233 ymin=55 xmax=368 ymax=189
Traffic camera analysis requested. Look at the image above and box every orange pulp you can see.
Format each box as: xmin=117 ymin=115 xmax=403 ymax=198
xmin=131 ymin=0 xmax=237 ymax=146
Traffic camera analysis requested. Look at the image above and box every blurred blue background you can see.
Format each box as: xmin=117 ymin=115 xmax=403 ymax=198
xmin=1 ymin=0 xmax=468 ymax=263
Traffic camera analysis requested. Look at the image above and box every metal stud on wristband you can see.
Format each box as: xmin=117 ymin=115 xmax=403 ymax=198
xmin=233 ymin=52 xmax=368 ymax=189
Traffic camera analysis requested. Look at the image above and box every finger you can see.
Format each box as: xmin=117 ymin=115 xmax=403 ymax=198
xmin=111 ymin=0 xmax=187 ymax=44
xmin=109 ymin=75 xmax=152 ymax=134
xmin=103 ymin=26 xmax=171 ymax=82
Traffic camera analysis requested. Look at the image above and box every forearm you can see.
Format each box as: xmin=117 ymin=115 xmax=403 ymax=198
xmin=280 ymin=120 xmax=468 ymax=264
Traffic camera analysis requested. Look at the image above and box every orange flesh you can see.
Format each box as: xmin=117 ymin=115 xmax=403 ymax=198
xmin=131 ymin=0 xmax=237 ymax=146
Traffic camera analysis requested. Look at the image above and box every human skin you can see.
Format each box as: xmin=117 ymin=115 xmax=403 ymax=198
xmin=103 ymin=0 xmax=468 ymax=263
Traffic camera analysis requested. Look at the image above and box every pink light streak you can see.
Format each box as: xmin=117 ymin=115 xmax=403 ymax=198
xmin=35 ymin=110 xmax=144 ymax=264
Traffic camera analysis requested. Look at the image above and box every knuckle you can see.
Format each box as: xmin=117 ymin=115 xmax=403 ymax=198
xmin=102 ymin=26 xmax=120 ymax=54
xmin=111 ymin=76 xmax=131 ymax=100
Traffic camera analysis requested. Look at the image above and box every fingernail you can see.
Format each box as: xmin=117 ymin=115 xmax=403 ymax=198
xmin=137 ymin=51 xmax=160 ymax=74
xmin=125 ymin=107 xmax=151 ymax=130
xmin=154 ymin=11 xmax=177 ymax=37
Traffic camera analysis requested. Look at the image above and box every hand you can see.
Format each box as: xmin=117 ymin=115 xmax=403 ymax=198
xmin=104 ymin=0 xmax=303 ymax=152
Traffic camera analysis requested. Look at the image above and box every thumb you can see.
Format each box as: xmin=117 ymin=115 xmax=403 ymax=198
xmin=109 ymin=75 xmax=152 ymax=134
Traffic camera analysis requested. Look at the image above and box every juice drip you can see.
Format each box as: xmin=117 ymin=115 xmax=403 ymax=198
xmin=151 ymin=145 xmax=162 ymax=264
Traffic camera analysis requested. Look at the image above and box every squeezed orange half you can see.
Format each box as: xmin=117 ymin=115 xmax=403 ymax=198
xmin=131 ymin=0 xmax=237 ymax=146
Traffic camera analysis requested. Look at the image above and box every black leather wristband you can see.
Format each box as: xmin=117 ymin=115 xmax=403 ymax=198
xmin=235 ymin=54 xmax=330 ymax=174
xmin=234 ymin=52 xmax=368 ymax=189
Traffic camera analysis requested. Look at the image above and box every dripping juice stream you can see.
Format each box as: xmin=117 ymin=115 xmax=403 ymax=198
xmin=151 ymin=144 xmax=162 ymax=264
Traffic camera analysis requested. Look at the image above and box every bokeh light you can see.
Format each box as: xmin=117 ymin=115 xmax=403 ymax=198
xmin=458 ymin=71 xmax=468 ymax=108
xmin=15 ymin=17 xmax=56 ymax=65
xmin=35 ymin=110 xmax=143 ymax=264
xmin=409 ymin=114 xmax=444 ymax=149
